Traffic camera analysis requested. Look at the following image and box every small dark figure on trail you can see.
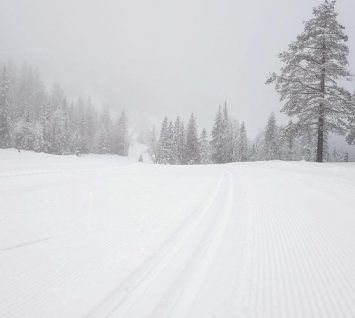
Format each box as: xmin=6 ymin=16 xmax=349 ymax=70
xmin=76 ymin=148 xmax=81 ymax=157
xmin=138 ymin=154 xmax=143 ymax=162
xmin=344 ymin=152 xmax=349 ymax=162
xmin=17 ymin=148 xmax=21 ymax=153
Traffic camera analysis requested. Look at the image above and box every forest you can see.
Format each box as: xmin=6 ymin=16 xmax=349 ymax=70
xmin=0 ymin=63 xmax=129 ymax=156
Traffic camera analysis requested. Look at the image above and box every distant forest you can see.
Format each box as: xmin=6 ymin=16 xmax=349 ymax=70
xmin=148 ymin=104 xmax=350 ymax=165
xmin=0 ymin=61 xmax=129 ymax=156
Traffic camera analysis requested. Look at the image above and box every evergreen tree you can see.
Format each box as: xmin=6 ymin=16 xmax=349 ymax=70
xmin=177 ymin=120 xmax=186 ymax=164
xmin=231 ymin=120 xmax=240 ymax=162
xmin=221 ymin=103 xmax=234 ymax=163
xmin=211 ymin=106 xmax=224 ymax=163
xmin=148 ymin=125 xmax=158 ymax=163
xmin=267 ymin=0 xmax=354 ymax=162
xmin=50 ymin=103 xmax=69 ymax=154
xmin=185 ymin=113 xmax=200 ymax=164
xmin=199 ymin=128 xmax=210 ymax=164
xmin=282 ymin=120 xmax=300 ymax=161
xmin=347 ymin=127 xmax=355 ymax=145
xmin=39 ymin=101 xmax=52 ymax=152
xmin=95 ymin=109 xmax=111 ymax=154
xmin=237 ymin=122 xmax=248 ymax=161
xmin=117 ymin=111 xmax=129 ymax=156
xmin=167 ymin=120 xmax=175 ymax=164
xmin=157 ymin=117 xmax=170 ymax=164
xmin=347 ymin=93 xmax=355 ymax=145
xmin=172 ymin=117 xmax=183 ymax=164
xmin=0 ymin=67 xmax=12 ymax=147
xmin=264 ymin=112 xmax=280 ymax=160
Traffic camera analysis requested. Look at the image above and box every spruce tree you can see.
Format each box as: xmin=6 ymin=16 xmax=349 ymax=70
xmin=222 ymin=103 xmax=234 ymax=163
xmin=267 ymin=0 xmax=354 ymax=162
xmin=0 ymin=67 xmax=12 ymax=147
xmin=157 ymin=117 xmax=170 ymax=164
xmin=148 ymin=125 xmax=158 ymax=163
xmin=211 ymin=106 xmax=224 ymax=163
xmin=238 ymin=122 xmax=248 ymax=161
xmin=185 ymin=113 xmax=200 ymax=164
xmin=264 ymin=112 xmax=280 ymax=160
xmin=167 ymin=121 xmax=174 ymax=164
xmin=171 ymin=117 xmax=186 ymax=164
xmin=117 ymin=111 xmax=129 ymax=156
xmin=199 ymin=128 xmax=210 ymax=164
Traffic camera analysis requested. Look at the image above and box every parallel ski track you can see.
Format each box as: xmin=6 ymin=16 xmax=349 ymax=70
xmin=85 ymin=171 xmax=233 ymax=318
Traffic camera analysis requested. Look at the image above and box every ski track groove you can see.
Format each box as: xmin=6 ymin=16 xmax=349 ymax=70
xmin=150 ymin=172 xmax=235 ymax=318
xmin=85 ymin=171 xmax=225 ymax=318
xmin=0 ymin=236 xmax=56 ymax=252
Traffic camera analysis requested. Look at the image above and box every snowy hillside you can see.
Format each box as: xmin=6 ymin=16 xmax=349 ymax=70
xmin=0 ymin=149 xmax=355 ymax=318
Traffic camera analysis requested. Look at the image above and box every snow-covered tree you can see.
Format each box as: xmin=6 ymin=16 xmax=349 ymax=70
xmin=185 ymin=113 xmax=200 ymax=164
xmin=148 ymin=125 xmax=158 ymax=163
xmin=231 ymin=120 xmax=240 ymax=162
xmin=211 ymin=106 xmax=224 ymax=163
xmin=167 ymin=120 xmax=175 ymax=164
xmin=281 ymin=120 xmax=301 ymax=161
xmin=346 ymin=93 xmax=355 ymax=145
xmin=199 ymin=128 xmax=211 ymax=164
xmin=171 ymin=117 xmax=183 ymax=164
xmin=237 ymin=122 xmax=248 ymax=161
xmin=0 ymin=68 xmax=13 ymax=147
xmin=117 ymin=111 xmax=129 ymax=156
xmin=347 ymin=128 xmax=355 ymax=145
xmin=267 ymin=0 xmax=354 ymax=162
xmin=50 ymin=103 xmax=70 ymax=154
xmin=264 ymin=112 xmax=281 ymax=160
xmin=221 ymin=103 xmax=234 ymax=163
xmin=157 ymin=117 xmax=170 ymax=164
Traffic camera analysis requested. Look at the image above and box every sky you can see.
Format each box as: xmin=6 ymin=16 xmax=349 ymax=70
xmin=0 ymin=0 xmax=354 ymax=137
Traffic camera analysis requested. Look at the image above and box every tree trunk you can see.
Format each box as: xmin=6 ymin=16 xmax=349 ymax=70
xmin=317 ymin=40 xmax=326 ymax=163
xmin=316 ymin=106 xmax=324 ymax=162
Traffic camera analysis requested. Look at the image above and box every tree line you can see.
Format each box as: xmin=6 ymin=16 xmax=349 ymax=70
xmin=148 ymin=102 xmax=350 ymax=165
xmin=0 ymin=62 xmax=129 ymax=155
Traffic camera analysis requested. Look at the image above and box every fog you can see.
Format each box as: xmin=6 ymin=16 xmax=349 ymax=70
xmin=0 ymin=0 xmax=354 ymax=136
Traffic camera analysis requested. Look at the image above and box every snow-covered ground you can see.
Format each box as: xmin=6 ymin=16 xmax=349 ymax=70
xmin=0 ymin=149 xmax=355 ymax=318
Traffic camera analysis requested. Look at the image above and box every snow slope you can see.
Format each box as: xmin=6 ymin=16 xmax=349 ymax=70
xmin=0 ymin=149 xmax=355 ymax=318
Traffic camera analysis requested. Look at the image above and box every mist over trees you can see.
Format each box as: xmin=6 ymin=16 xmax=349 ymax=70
xmin=149 ymin=102 xmax=351 ymax=165
xmin=0 ymin=62 xmax=129 ymax=156
xmin=267 ymin=0 xmax=355 ymax=162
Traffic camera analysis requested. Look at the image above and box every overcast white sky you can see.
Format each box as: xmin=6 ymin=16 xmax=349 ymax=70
xmin=0 ymin=0 xmax=354 ymax=136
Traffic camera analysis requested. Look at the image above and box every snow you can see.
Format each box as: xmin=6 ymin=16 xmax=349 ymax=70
xmin=0 ymin=149 xmax=355 ymax=317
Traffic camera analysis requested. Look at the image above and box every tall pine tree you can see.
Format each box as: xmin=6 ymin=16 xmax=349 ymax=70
xmin=267 ymin=0 xmax=354 ymax=162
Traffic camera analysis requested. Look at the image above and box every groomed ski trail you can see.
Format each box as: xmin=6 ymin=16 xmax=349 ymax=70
xmin=86 ymin=172 xmax=235 ymax=318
